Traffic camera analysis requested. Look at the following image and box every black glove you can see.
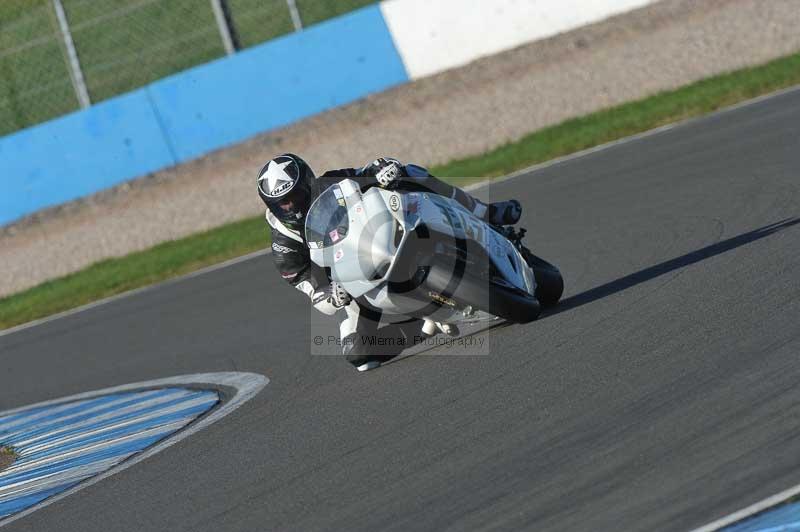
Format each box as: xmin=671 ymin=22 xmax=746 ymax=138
xmin=363 ymin=158 xmax=406 ymax=188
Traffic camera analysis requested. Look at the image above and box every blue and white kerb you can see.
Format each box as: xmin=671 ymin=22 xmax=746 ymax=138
xmin=0 ymin=387 xmax=219 ymax=520
xmin=0 ymin=372 xmax=267 ymax=527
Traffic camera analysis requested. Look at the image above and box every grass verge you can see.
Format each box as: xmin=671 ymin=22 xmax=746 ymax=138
xmin=2 ymin=52 xmax=800 ymax=330
xmin=0 ymin=217 xmax=266 ymax=329
xmin=0 ymin=446 xmax=17 ymax=472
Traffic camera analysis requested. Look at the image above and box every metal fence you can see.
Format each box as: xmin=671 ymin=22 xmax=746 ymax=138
xmin=0 ymin=0 xmax=376 ymax=137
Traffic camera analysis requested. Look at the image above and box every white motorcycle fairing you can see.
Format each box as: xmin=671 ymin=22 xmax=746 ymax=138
xmin=306 ymin=179 xmax=541 ymax=326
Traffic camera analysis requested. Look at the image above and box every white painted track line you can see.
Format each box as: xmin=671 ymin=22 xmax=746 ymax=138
xmin=691 ymin=484 xmax=800 ymax=532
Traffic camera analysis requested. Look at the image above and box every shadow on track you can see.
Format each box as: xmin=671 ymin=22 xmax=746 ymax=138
xmin=545 ymin=217 xmax=800 ymax=318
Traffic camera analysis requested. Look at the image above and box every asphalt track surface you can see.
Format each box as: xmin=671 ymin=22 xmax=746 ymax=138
xmin=1 ymin=88 xmax=800 ymax=532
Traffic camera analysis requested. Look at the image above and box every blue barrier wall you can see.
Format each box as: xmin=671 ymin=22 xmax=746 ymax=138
xmin=0 ymin=4 xmax=408 ymax=226
xmin=0 ymin=89 xmax=176 ymax=225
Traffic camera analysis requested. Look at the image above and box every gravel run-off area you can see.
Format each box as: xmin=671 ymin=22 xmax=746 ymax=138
xmin=2 ymin=0 xmax=800 ymax=297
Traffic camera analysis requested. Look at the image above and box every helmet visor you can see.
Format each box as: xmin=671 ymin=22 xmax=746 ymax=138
xmin=268 ymin=182 xmax=311 ymax=223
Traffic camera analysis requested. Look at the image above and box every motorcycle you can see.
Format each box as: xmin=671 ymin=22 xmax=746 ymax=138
xmin=305 ymin=178 xmax=563 ymax=333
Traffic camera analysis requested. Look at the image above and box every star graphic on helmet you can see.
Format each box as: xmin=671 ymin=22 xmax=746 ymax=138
xmin=263 ymin=159 xmax=294 ymax=196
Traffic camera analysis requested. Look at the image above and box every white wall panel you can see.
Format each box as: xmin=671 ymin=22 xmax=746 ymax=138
xmin=381 ymin=0 xmax=659 ymax=79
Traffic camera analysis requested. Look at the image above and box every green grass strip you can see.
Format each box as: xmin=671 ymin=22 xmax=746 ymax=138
xmin=0 ymin=446 xmax=17 ymax=472
xmin=0 ymin=217 xmax=266 ymax=329
xmin=437 ymin=52 xmax=800 ymax=180
xmin=2 ymin=52 xmax=800 ymax=330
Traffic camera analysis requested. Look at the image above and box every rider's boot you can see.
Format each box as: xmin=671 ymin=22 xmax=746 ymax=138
xmin=354 ymin=359 xmax=381 ymax=372
xmin=343 ymin=333 xmax=399 ymax=372
xmin=485 ymin=200 xmax=522 ymax=226
xmin=346 ymin=351 xmax=397 ymax=372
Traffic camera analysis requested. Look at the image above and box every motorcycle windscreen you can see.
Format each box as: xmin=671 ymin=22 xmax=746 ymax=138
xmin=305 ymin=184 xmax=349 ymax=249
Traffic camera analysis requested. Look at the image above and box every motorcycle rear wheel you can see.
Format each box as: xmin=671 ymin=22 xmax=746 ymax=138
xmin=524 ymin=253 xmax=564 ymax=308
xmin=424 ymin=260 xmax=542 ymax=324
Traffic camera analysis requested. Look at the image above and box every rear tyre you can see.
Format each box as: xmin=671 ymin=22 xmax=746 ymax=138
xmin=424 ymin=261 xmax=542 ymax=324
xmin=524 ymin=253 xmax=564 ymax=308
xmin=487 ymin=280 xmax=542 ymax=323
xmin=410 ymin=230 xmax=543 ymax=324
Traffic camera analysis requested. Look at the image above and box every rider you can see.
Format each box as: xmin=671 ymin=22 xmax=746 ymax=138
xmin=257 ymin=154 xmax=522 ymax=371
